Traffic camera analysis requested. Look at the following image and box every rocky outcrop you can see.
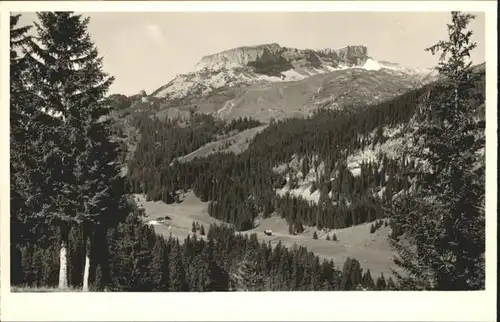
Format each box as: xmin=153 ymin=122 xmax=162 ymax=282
xmin=195 ymin=43 xmax=283 ymax=71
xmin=321 ymin=45 xmax=368 ymax=66
xmin=195 ymin=43 xmax=370 ymax=72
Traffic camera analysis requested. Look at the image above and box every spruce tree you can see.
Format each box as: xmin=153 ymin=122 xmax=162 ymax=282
xmin=10 ymin=14 xmax=32 ymax=187
xmin=10 ymin=13 xmax=35 ymax=283
xmin=232 ymin=253 xmax=266 ymax=291
xmin=150 ymin=237 xmax=169 ymax=291
xmin=10 ymin=13 xmax=62 ymax=248
xmin=11 ymin=14 xmax=68 ymax=287
xmin=168 ymin=242 xmax=187 ymax=291
xmin=376 ymin=273 xmax=387 ymax=290
xmin=387 ymin=276 xmax=397 ymax=290
xmin=197 ymin=240 xmax=220 ymax=291
xmin=362 ymin=269 xmax=375 ymax=290
xmin=26 ymin=12 xmax=125 ymax=290
xmin=390 ymin=11 xmax=485 ymax=290
xmin=340 ymin=258 xmax=362 ymax=290
xmin=93 ymin=263 xmax=104 ymax=291
xmin=10 ymin=14 xmax=34 ymax=159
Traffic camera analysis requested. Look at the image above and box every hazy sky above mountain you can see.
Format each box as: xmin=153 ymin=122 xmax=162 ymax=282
xmin=17 ymin=11 xmax=485 ymax=96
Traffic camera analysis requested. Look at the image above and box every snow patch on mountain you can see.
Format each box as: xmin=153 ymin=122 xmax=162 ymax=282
xmin=281 ymin=69 xmax=307 ymax=81
xmin=362 ymin=58 xmax=384 ymax=71
xmin=154 ymin=61 xmax=435 ymax=101
xmin=153 ymin=68 xmax=259 ymax=99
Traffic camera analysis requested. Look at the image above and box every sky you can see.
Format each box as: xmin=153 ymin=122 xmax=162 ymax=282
xmin=17 ymin=12 xmax=485 ymax=96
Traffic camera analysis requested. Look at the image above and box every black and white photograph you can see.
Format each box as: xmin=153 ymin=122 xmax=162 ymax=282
xmin=0 ymin=1 xmax=497 ymax=321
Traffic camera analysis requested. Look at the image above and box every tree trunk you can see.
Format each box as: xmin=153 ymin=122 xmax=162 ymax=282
xmin=58 ymin=239 xmax=68 ymax=289
xmin=82 ymin=235 xmax=91 ymax=291
xmin=82 ymin=248 xmax=90 ymax=291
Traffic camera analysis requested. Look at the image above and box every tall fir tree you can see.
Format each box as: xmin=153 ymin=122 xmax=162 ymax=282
xmin=376 ymin=273 xmax=387 ymax=290
xmin=362 ymin=269 xmax=375 ymax=290
xmin=26 ymin=12 xmax=126 ymax=290
xmin=10 ymin=13 xmax=33 ymax=285
xmin=390 ymin=11 xmax=485 ymax=290
xmin=340 ymin=257 xmax=362 ymax=290
xmin=10 ymin=13 xmax=63 ymax=285
xmin=387 ymin=276 xmax=397 ymax=290
xmin=150 ymin=236 xmax=169 ymax=291
xmin=10 ymin=14 xmax=33 ymax=181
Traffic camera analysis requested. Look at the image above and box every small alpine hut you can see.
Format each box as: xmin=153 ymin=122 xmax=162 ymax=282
xmin=264 ymin=230 xmax=273 ymax=236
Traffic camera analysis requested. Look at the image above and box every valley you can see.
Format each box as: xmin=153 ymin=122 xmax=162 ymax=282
xmin=139 ymin=191 xmax=394 ymax=278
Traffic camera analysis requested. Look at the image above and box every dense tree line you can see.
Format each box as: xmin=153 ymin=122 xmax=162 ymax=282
xmin=13 ymin=216 xmax=396 ymax=291
xmin=223 ymin=116 xmax=263 ymax=134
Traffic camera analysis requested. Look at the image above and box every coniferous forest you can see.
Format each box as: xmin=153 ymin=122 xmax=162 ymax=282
xmin=10 ymin=11 xmax=486 ymax=292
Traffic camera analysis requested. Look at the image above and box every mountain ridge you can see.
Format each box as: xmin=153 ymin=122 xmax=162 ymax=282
xmin=194 ymin=43 xmax=370 ymax=72
xmin=151 ymin=43 xmax=437 ymax=104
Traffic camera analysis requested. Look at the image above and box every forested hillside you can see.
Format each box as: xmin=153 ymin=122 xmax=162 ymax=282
xmin=127 ymin=68 xmax=484 ymax=233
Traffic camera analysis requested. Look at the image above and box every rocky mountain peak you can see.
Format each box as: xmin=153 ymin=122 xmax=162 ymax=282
xmin=195 ymin=43 xmax=285 ymax=72
xmin=194 ymin=43 xmax=370 ymax=72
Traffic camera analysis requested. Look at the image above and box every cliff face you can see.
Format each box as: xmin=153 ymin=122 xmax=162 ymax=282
xmin=327 ymin=45 xmax=369 ymax=66
xmin=195 ymin=43 xmax=284 ymax=71
xmin=195 ymin=43 xmax=370 ymax=72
